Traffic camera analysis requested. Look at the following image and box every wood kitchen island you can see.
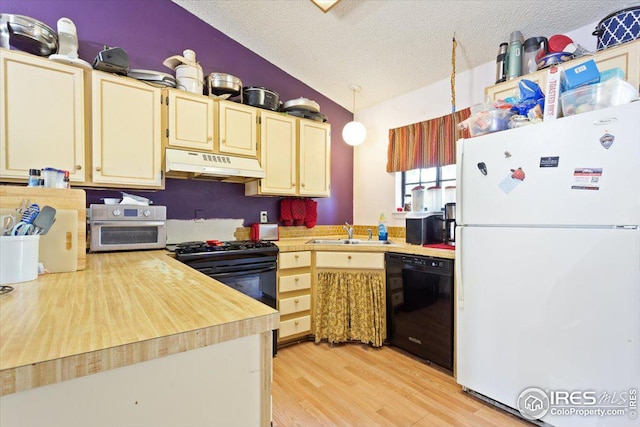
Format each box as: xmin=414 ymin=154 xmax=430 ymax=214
xmin=0 ymin=250 xmax=279 ymax=427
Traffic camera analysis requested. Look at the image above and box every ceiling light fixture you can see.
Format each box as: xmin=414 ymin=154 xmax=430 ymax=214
xmin=311 ymin=0 xmax=341 ymax=13
xmin=342 ymin=84 xmax=366 ymax=147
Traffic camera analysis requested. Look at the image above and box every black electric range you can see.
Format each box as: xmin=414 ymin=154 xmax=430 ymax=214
xmin=171 ymin=240 xmax=279 ymax=355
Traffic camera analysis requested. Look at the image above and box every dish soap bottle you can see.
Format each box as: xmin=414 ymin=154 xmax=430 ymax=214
xmin=378 ymin=212 xmax=388 ymax=241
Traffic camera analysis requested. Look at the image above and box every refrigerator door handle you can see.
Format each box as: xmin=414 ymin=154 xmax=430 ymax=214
xmin=455 ymin=226 xmax=464 ymax=308
xmin=456 ymin=140 xmax=464 ymax=224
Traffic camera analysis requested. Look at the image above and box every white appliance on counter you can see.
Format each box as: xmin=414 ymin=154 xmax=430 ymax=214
xmin=455 ymin=102 xmax=640 ymax=427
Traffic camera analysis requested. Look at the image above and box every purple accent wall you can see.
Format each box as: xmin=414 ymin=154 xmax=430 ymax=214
xmin=3 ymin=0 xmax=353 ymax=226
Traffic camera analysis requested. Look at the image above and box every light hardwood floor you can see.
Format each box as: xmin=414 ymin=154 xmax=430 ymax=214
xmin=272 ymin=341 xmax=531 ymax=427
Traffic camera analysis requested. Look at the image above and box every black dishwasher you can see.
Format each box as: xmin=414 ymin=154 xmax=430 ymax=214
xmin=385 ymin=252 xmax=454 ymax=372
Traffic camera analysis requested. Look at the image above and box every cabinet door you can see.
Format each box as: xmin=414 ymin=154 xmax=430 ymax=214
xmin=0 ymin=49 xmax=85 ymax=182
xmin=164 ymin=89 xmax=214 ymax=151
xmin=216 ymin=100 xmax=257 ymax=157
xmin=255 ymin=111 xmax=297 ymax=195
xmin=91 ymin=72 xmax=162 ymax=187
xmin=298 ymin=120 xmax=331 ymax=197
xmin=592 ymin=40 xmax=639 ymax=91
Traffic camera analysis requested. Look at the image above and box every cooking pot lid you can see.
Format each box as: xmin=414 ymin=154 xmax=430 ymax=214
xmin=243 ymin=86 xmax=280 ymax=97
xmin=283 ymin=97 xmax=320 ymax=113
xmin=128 ymin=69 xmax=177 ymax=87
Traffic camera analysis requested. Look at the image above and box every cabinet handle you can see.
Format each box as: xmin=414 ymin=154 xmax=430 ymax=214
xmin=294 ymin=321 xmax=299 ymax=326
xmin=294 ymin=299 xmax=299 ymax=304
xmin=208 ymin=136 xmax=213 ymax=141
xmin=221 ymin=138 xmax=226 ymax=145
xmin=294 ymin=277 xmax=299 ymax=282
xmin=75 ymin=165 xmax=82 ymax=170
xmin=95 ymin=166 xmax=101 ymax=172
xmin=347 ymin=255 xmax=352 ymax=260
xmin=301 ymin=183 xmax=305 ymax=187
xmin=294 ymin=255 xmax=299 ymax=259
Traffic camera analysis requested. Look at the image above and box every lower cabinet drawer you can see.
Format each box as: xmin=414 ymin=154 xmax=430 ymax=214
xmin=279 ymin=272 xmax=311 ymax=293
xmin=279 ymin=294 xmax=311 ymax=315
xmin=315 ymin=251 xmax=385 ymax=269
xmin=279 ymin=251 xmax=312 ymax=269
xmin=279 ymin=315 xmax=311 ymax=339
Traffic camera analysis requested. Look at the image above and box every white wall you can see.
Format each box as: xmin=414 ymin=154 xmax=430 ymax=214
xmin=353 ymin=22 xmax=598 ymax=227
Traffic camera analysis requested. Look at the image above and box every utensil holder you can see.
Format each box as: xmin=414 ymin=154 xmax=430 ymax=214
xmin=0 ymin=235 xmax=40 ymax=284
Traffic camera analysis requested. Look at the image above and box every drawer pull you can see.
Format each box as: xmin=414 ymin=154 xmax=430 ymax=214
xmin=294 ymin=321 xmax=299 ymax=326
xmin=294 ymin=299 xmax=299 ymax=303
xmin=294 ymin=254 xmax=299 ymax=259
xmin=294 ymin=277 xmax=299 ymax=282
xmin=347 ymin=255 xmax=352 ymax=260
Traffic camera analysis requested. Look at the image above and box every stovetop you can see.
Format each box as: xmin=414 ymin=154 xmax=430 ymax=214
xmin=171 ymin=240 xmax=279 ymax=263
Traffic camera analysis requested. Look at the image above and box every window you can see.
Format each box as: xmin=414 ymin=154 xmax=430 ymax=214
xmin=402 ymin=164 xmax=456 ymax=211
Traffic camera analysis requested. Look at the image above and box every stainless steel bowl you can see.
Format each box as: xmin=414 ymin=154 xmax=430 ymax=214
xmin=207 ymin=73 xmax=242 ymax=96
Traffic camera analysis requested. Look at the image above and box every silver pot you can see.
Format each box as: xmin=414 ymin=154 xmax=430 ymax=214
xmin=207 ymin=73 xmax=242 ymax=97
xmin=0 ymin=14 xmax=58 ymax=56
xmin=242 ymin=86 xmax=280 ymax=111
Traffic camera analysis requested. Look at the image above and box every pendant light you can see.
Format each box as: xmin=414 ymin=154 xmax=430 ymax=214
xmin=342 ymin=84 xmax=366 ymax=146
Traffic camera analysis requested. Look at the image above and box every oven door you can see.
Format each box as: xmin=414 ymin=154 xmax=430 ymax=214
xmin=201 ymin=261 xmax=278 ymax=356
xmin=205 ymin=261 xmax=277 ymax=308
xmin=90 ymin=221 xmax=166 ymax=252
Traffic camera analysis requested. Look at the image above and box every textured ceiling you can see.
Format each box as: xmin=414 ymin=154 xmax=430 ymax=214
xmin=172 ymin=0 xmax=635 ymax=111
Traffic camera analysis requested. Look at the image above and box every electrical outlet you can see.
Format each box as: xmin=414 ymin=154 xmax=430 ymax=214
xmin=260 ymin=211 xmax=268 ymax=223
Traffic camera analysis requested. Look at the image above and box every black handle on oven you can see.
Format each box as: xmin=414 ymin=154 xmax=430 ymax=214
xmin=205 ymin=265 xmax=276 ymax=278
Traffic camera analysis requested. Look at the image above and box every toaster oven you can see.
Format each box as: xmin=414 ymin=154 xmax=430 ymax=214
xmin=89 ymin=204 xmax=167 ymax=252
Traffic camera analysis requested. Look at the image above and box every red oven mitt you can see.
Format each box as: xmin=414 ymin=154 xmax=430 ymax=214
xmin=304 ymin=199 xmax=317 ymax=228
xmin=280 ymin=198 xmax=293 ymax=226
xmin=291 ymin=199 xmax=306 ymax=226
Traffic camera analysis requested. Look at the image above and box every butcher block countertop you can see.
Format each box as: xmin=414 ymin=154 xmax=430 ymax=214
xmin=275 ymin=236 xmax=456 ymax=259
xmin=0 ymin=250 xmax=279 ymax=397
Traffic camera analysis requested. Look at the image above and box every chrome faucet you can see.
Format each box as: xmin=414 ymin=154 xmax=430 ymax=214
xmin=367 ymin=228 xmax=373 ymax=241
xmin=343 ymin=222 xmax=354 ymax=240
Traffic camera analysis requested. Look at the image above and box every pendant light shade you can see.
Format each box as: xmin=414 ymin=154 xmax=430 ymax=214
xmin=342 ymin=84 xmax=366 ymax=146
xmin=342 ymin=121 xmax=366 ymax=146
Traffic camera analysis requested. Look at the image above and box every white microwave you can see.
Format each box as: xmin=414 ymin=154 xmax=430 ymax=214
xmin=89 ymin=205 xmax=166 ymax=252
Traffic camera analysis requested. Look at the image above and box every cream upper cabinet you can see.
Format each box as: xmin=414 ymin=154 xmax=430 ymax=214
xmin=246 ymin=110 xmax=297 ymax=196
xmin=214 ymin=100 xmax=257 ymax=158
xmin=246 ymin=116 xmax=331 ymax=197
xmin=486 ymin=40 xmax=640 ymax=102
xmin=91 ymin=71 xmax=162 ymax=188
xmin=0 ymin=49 xmax=86 ymax=182
xmin=298 ymin=120 xmax=331 ymax=197
xmin=162 ymin=89 xmax=214 ymax=151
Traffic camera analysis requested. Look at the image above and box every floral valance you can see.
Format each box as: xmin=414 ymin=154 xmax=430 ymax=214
xmin=386 ymin=108 xmax=471 ymax=173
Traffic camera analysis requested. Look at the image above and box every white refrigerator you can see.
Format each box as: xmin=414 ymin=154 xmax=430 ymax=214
xmin=455 ymin=101 xmax=640 ymax=427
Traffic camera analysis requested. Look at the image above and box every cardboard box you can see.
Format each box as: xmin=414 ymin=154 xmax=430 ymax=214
xmin=543 ymin=65 xmax=563 ymax=121
xmin=563 ymin=59 xmax=600 ymax=90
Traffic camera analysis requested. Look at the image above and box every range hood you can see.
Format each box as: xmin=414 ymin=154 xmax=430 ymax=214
xmin=165 ymin=148 xmax=265 ymax=183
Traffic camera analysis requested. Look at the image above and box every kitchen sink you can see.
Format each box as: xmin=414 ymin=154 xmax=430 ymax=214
xmin=306 ymin=238 xmax=395 ymax=245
